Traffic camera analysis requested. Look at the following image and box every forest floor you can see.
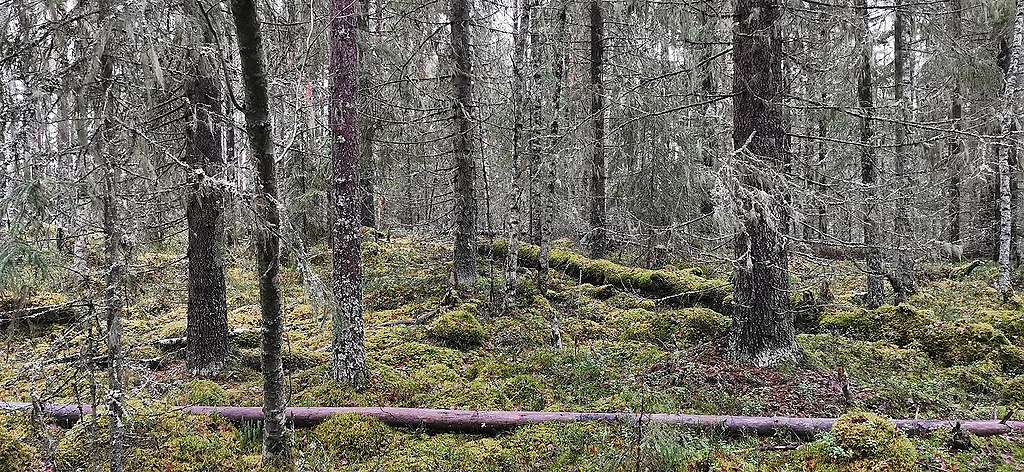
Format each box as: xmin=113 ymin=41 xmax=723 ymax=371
xmin=2 ymin=233 xmax=1024 ymax=470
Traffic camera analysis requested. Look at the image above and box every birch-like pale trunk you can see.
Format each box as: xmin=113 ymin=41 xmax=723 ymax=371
xmin=229 ymin=0 xmax=289 ymax=464
xmin=329 ymin=0 xmax=368 ymax=388
xmin=998 ymin=0 xmax=1024 ymax=300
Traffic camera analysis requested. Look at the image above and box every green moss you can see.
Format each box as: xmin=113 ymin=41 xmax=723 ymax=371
xmin=819 ymin=304 xmax=935 ymax=346
xmin=314 ymin=414 xmax=396 ymax=462
xmin=1003 ymin=376 xmax=1024 ymax=404
xmin=922 ymin=321 xmax=1010 ymax=366
xmin=184 ymin=379 xmax=230 ymax=406
xmin=606 ymin=293 xmax=656 ymax=310
xmin=982 ymin=309 xmax=1024 ymax=343
xmin=672 ymin=308 xmax=731 ymax=342
xmin=427 ymin=309 xmax=486 ymax=349
xmin=0 ymin=415 xmax=35 ymax=472
xmin=611 ymin=307 xmax=729 ymax=345
xmin=503 ymin=374 xmax=548 ymax=411
xmin=822 ymin=410 xmax=918 ymax=470
xmin=373 ymin=341 xmax=464 ymax=370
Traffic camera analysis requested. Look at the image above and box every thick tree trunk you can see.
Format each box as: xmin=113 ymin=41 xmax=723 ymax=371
xmin=450 ymin=0 xmax=478 ymax=288
xmin=891 ymin=0 xmax=918 ymax=304
xmin=728 ymin=0 xmax=800 ymax=366
xmin=857 ymin=0 xmax=885 ymax=309
xmin=9 ymin=403 xmax=1022 ymax=438
xmin=998 ymin=1 xmax=1024 ymax=300
xmin=330 ymin=0 xmax=368 ymax=388
xmin=185 ymin=2 xmax=229 ymax=377
xmin=230 ymin=0 xmax=289 ymax=465
xmin=587 ymin=0 xmax=607 ymax=259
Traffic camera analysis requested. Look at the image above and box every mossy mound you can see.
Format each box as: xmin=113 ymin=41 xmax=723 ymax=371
xmin=426 ymin=308 xmax=486 ymax=349
xmin=819 ymin=304 xmax=935 ymax=345
xmin=314 ymin=414 xmax=396 ymax=462
xmin=184 ymin=379 xmax=230 ymax=406
xmin=611 ymin=307 xmax=729 ymax=345
xmin=830 ymin=411 xmax=917 ymax=468
xmin=0 ymin=415 xmax=36 ymax=472
xmin=1003 ymin=376 xmax=1024 ymax=404
xmin=982 ymin=309 xmax=1024 ymax=343
xmin=921 ymin=321 xmax=1010 ymax=366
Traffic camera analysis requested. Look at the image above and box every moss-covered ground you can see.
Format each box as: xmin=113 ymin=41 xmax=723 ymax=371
xmin=2 ymin=235 xmax=1024 ymax=470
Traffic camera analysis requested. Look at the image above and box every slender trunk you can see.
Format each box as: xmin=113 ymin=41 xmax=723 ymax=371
xmin=503 ymin=0 xmax=531 ymax=310
xmin=185 ymin=0 xmax=229 ymax=377
xmin=527 ymin=0 xmax=543 ymax=245
xmin=330 ymin=0 xmax=368 ymax=388
xmin=450 ymin=0 xmax=478 ymax=287
xmin=358 ymin=0 xmax=377 ymax=229
xmin=891 ymin=0 xmax=917 ymax=303
xmin=857 ymin=0 xmax=885 ymax=309
xmin=229 ymin=0 xmax=289 ymax=465
xmin=998 ymin=0 xmax=1024 ymax=300
xmin=728 ymin=0 xmax=799 ymax=366
xmin=587 ymin=0 xmax=607 ymax=258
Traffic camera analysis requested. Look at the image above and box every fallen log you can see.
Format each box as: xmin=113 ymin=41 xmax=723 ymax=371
xmin=153 ymin=328 xmax=261 ymax=351
xmin=480 ymin=240 xmax=730 ymax=311
xmin=0 ymin=302 xmax=80 ymax=328
xmin=2 ymin=402 xmax=1021 ymax=437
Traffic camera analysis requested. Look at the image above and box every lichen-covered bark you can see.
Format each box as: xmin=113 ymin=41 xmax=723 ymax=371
xmin=537 ymin=2 xmax=566 ymax=297
xmin=857 ymin=0 xmax=885 ymax=309
xmin=330 ymin=0 xmax=368 ymax=388
xmin=229 ymin=0 xmax=289 ymax=465
xmin=728 ymin=0 xmax=800 ymax=367
xmin=450 ymin=0 xmax=478 ymax=287
xmin=587 ymin=0 xmax=607 ymax=259
xmin=891 ymin=0 xmax=918 ymax=304
xmin=998 ymin=0 xmax=1024 ymax=300
xmin=503 ymin=0 xmax=531 ymax=310
xmin=184 ymin=6 xmax=229 ymax=376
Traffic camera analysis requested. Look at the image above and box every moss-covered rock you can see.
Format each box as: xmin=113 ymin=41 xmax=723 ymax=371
xmin=427 ymin=308 xmax=486 ymax=349
xmin=922 ymin=321 xmax=1010 ymax=366
xmin=314 ymin=414 xmax=396 ymax=462
xmin=982 ymin=309 xmax=1024 ymax=343
xmin=828 ymin=410 xmax=917 ymax=470
xmin=1003 ymin=376 xmax=1024 ymax=404
xmin=672 ymin=308 xmax=731 ymax=342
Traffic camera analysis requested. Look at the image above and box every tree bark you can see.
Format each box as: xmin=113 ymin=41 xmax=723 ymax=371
xmin=229 ymin=0 xmax=289 ymax=465
xmin=330 ymin=0 xmax=368 ymax=388
xmin=948 ymin=0 xmax=963 ymax=244
xmin=587 ymin=0 xmax=607 ymax=259
xmin=728 ymin=0 xmax=800 ymax=366
xmin=891 ymin=0 xmax=918 ymax=304
xmin=9 ymin=403 xmax=1022 ymax=438
xmin=503 ymin=0 xmax=531 ymax=311
xmin=998 ymin=0 xmax=1024 ymax=300
xmin=857 ymin=0 xmax=885 ymax=309
xmin=450 ymin=0 xmax=478 ymax=288
xmin=185 ymin=0 xmax=229 ymax=377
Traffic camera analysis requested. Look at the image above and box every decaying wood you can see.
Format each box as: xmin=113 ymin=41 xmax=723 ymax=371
xmin=2 ymin=402 xmax=1021 ymax=437
xmin=0 ymin=303 xmax=80 ymax=327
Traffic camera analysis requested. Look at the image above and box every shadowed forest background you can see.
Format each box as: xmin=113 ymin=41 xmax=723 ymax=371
xmin=5 ymin=0 xmax=1024 ymax=469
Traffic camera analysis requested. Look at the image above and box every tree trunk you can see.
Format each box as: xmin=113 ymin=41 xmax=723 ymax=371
xmin=857 ymin=0 xmax=885 ymax=309
xmin=891 ymin=0 xmax=918 ymax=304
xmin=727 ymin=0 xmax=800 ymax=366
xmin=185 ymin=0 xmax=229 ymax=377
xmin=229 ymin=0 xmax=289 ymax=465
xmin=503 ymin=0 xmax=531 ymax=310
xmin=13 ymin=402 xmax=1021 ymax=438
xmin=587 ymin=0 xmax=607 ymax=259
xmin=330 ymin=0 xmax=369 ymax=388
xmin=450 ymin=0 xmax=478 ymax=287
xmin=998 ymin=0 xmax=1024 ymax=300
xmin=948 ymin=0 xmax=962 ymax=244
xmin=357 ymin=0 xmax=377 ymax=229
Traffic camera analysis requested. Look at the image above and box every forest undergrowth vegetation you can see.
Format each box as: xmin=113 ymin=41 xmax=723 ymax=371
xmin=2 ymin=234 xmax=1024 ymax=470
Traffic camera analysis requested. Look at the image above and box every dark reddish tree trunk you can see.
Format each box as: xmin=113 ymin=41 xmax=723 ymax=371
xmin=330 ymin=0 xmax=368 ymax=388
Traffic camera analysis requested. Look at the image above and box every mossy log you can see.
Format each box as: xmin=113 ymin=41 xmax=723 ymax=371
xmin=4 ymin=402 xmax=1021 ymax=437
xmin=480 ymin=240 xmax=729 ymax=311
